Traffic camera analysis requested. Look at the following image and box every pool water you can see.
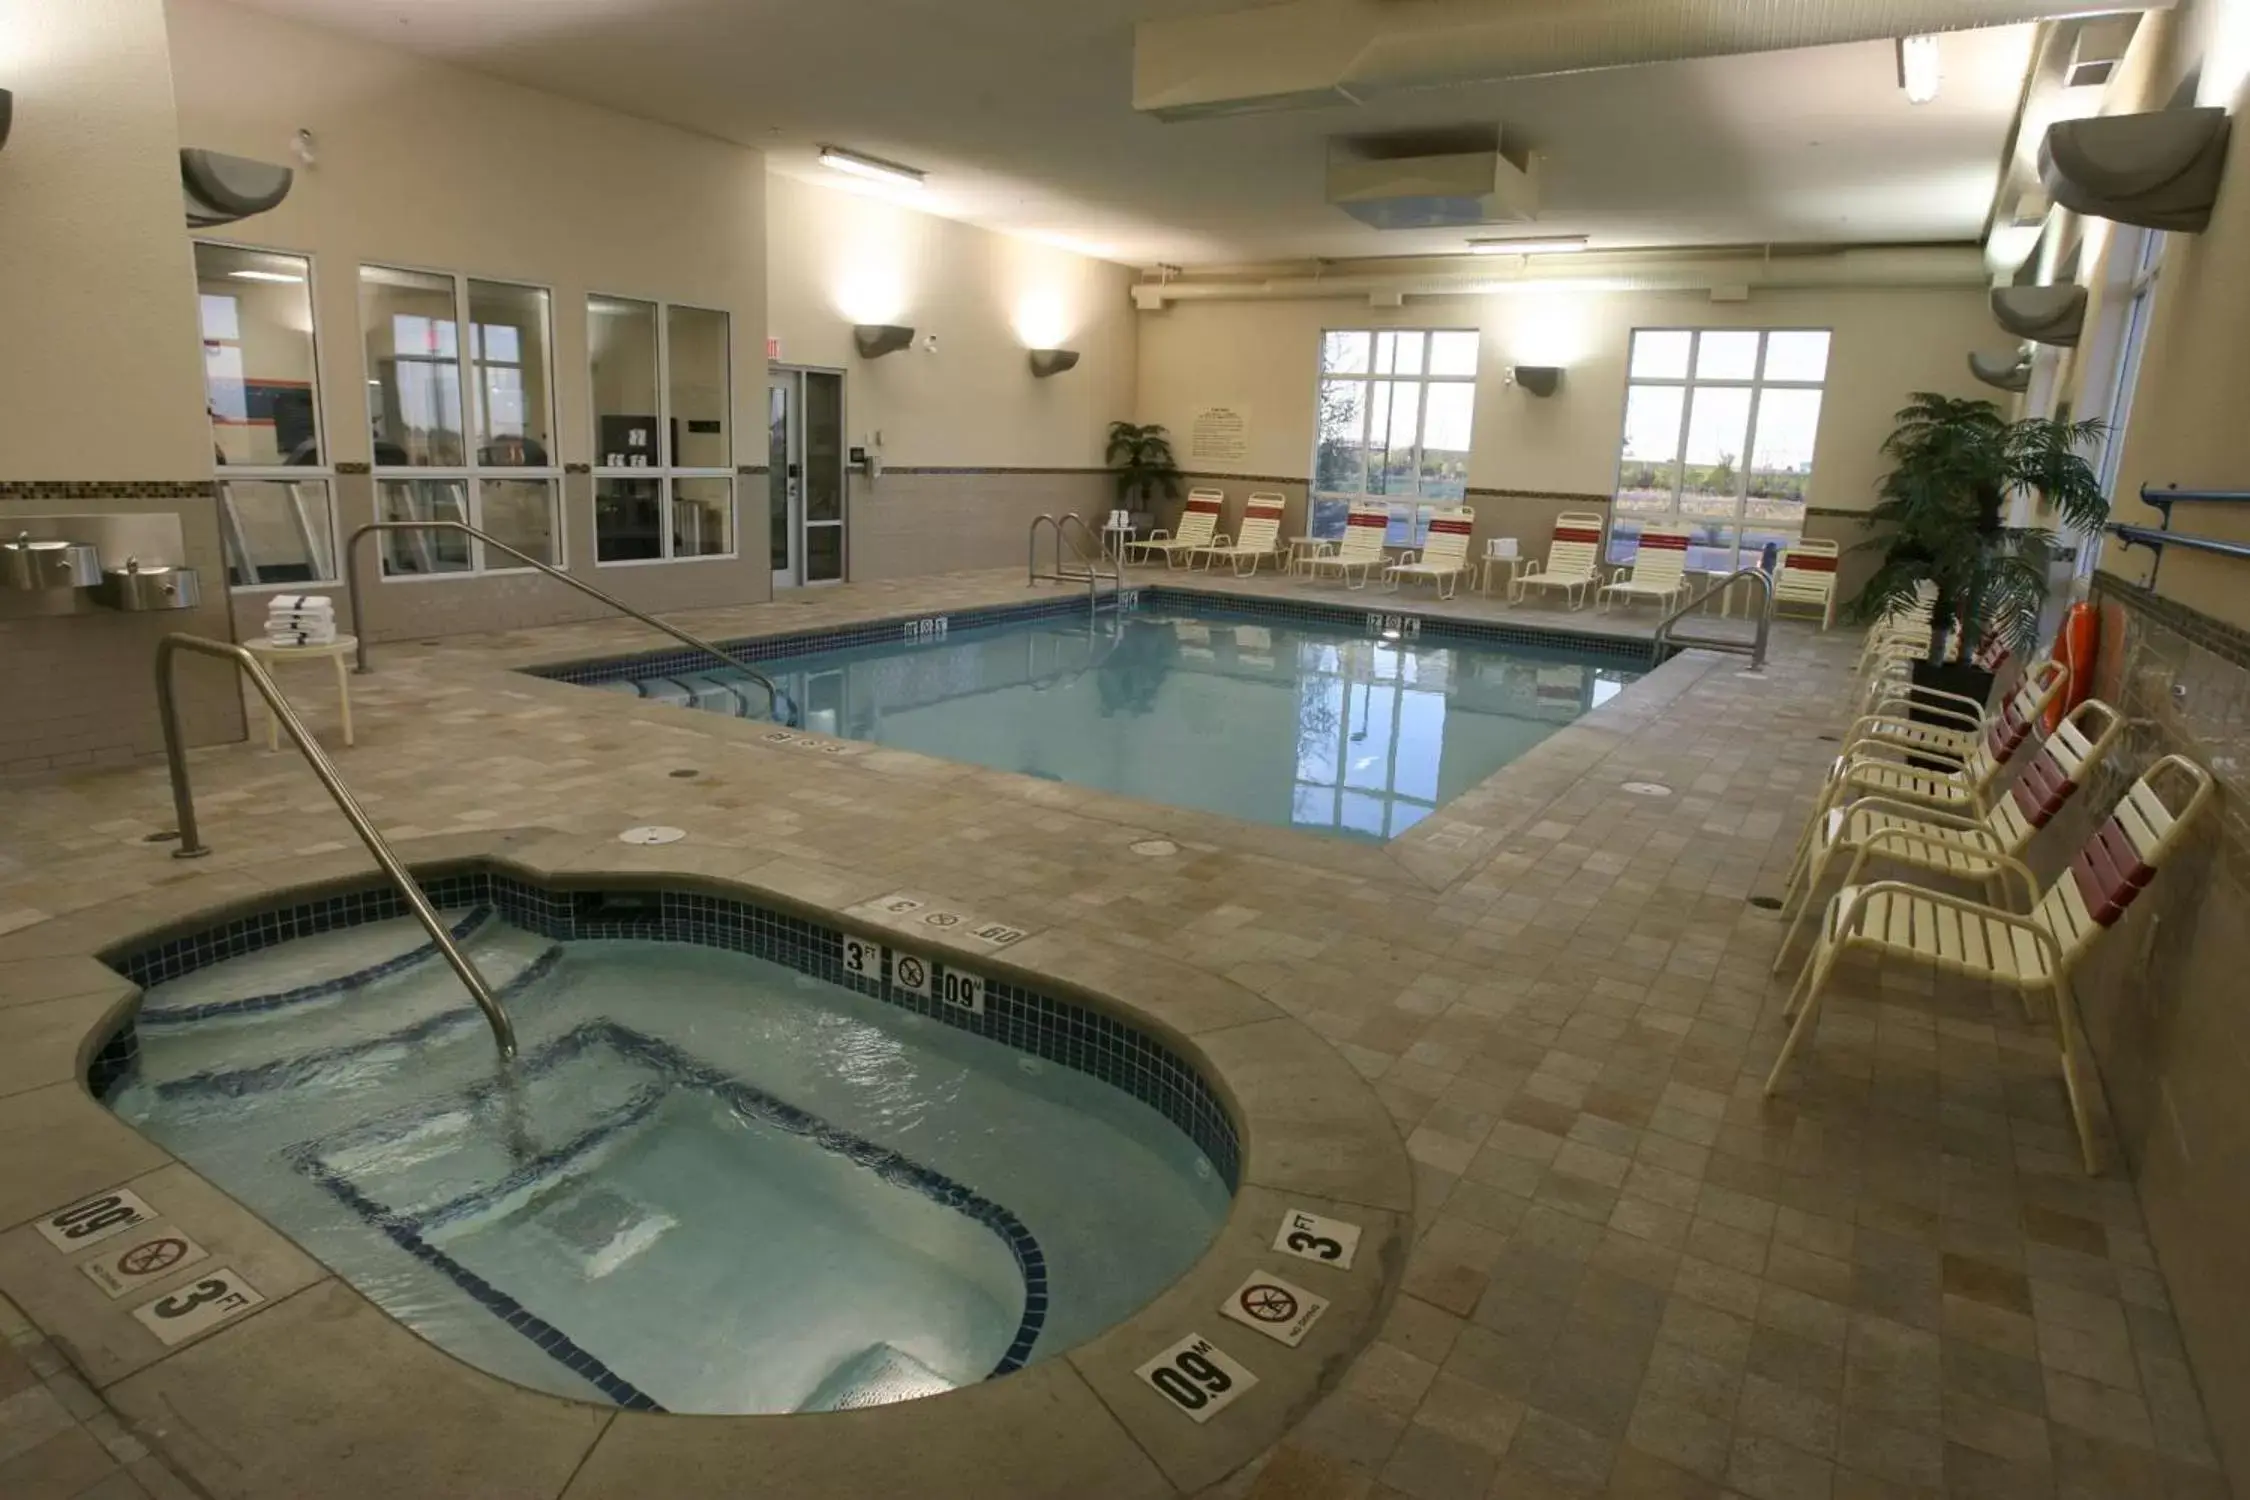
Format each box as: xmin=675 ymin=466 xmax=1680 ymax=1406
xmin=592 ymin=606 xmax=1641 ymax=840
xmin=104 ymin=911 xmax=1230 ymax=1413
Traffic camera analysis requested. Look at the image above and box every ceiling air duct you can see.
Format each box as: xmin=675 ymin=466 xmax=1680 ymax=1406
xmin=181 ymin=149 xmax=293 ymax=228
xmin=1991 ymin=285 xmax=2086 ymax=346
xmin=1135 ymin=0 xmax=2177 ymax=120
xmin=1328 ymin=129 xmax=1537 ymax=229
xmin=2039 ymin=108 xmax=2232 ymax=232
xmin=1968 ymin=348 xmax=2034 ymax=393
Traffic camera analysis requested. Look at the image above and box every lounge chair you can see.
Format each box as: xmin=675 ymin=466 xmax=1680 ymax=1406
xmin=1307 ymin=501 xmax=1391 ymax=589
xmin=1772 ymin=541 xmax=1842 ymax=629
xmin=1125 ymin=489 xmax=1223 ymax=569
xmin=1765 ymin=754 xmax=2215 ymax=1173
xmin=1597 ymin=524 xmax=1692 ymax=614
xmin=1385 ymin=506 xmax=1477 ymax=599
xmin=1773 ymin=697 xmax=2124 ymax=970
xmin=1843 ymin=658 xmax=2067 ymax=765
xmin=1510 ymin=513 xmax=1607 ymax=609
xmin=1196 ymin=492 xmax=1288 ymax=576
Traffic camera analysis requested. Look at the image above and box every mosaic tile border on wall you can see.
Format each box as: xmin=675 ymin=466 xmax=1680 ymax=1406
xmin=0 ymin=479 xmax=218 ymax=500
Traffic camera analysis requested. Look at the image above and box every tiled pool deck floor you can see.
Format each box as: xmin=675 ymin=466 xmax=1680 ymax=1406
xmin=0 ymin=566 xmax=2227 ymax=1500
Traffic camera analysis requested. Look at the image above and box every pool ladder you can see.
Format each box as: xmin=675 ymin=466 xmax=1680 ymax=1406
xmin=1651 ymin=567 xmax=1775 ymax=671
xmin=153 ymin=634 xmax=520 ymax=1062
xmin=1027 ymin=513 xmax=1122 ymax=613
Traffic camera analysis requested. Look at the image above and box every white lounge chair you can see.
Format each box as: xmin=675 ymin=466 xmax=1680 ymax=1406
xmin=1773 ymin=541 xmax=1842 ymax=629
xmin=1385 ymin=506 xmax=1477 ymax=599
xmin=1308 ymin=501 xmax=1391 ymax=589
xmin=1196 ymin=492 xmax=1288 ymax=576
xmin=1765 ymin=754 xmax=2215 ymax=1173
xmin=1511 ymin=513 xmax=1607 ymax=609
xmin=1597 ymin=524 xmax=1692 ymax=614
xmin=1125 ymin=489 xmax=1223 ymax=569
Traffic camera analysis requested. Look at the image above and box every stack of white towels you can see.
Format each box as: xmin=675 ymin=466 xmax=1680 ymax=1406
xmin=265 ymin=593 xmax=337 ymax=647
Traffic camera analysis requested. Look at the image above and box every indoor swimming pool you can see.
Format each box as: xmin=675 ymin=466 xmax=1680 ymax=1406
xmin=561 ymin=600 xmax=1643 ymax=840
xmin=99 ymin=885 xmax=1234 ymax=1414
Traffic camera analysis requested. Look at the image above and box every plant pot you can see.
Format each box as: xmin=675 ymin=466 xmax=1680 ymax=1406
xmin=1905 ymin=659 xmax=1996 ymax=769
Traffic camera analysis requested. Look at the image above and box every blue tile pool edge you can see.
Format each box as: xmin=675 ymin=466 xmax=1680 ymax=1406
xmin=92 ymin=868 xmax=1242 ymax=1198
xmin=519 ymin=583 xmax=1668 ymax=689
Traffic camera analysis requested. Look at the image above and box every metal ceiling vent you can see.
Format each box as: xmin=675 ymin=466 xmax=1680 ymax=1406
xmin=2040 ymin=108 xmax=2232 ymax=232
xmin=1968 ymin=347 xmax=2034 ymax=392
xmin=1328 ymin=126 xmax=1537 ymax=229
xmin=181 ymin=149 xmax=294 ymax=228
xmin=1990 ymin=284 xmax=2086 ymax=346
xmin=1135 ymin=0 xmax=2178 ymax=119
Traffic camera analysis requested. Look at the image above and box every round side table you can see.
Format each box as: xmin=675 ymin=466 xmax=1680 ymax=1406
xmin=241 ymin=635 xmax=359 ymax=750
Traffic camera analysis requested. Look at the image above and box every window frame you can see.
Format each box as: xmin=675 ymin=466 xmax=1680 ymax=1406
xmin=1308 ymin=328 xmax=1480 ymax=548
xmin=359 ymin=261 xmax=565 ymax=583
xmin=588 ymin=293 xmax=737 ymax=568
xmin=194 ymin=238 xmax=341 ymax=593
xmin=1609 ymin=327 xmax=1831 ymax=574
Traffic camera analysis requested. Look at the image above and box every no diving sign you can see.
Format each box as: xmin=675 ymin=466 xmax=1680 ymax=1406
xmin=1219 ymin=1270 xmax=1329 ymax=1348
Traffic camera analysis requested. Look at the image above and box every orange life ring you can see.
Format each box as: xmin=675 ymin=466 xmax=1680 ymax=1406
xmin=2044 ymin=602 xmax=2099 ymax=733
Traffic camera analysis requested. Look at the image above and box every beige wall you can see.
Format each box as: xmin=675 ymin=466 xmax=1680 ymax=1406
xmin=1135 ymin=285 xmax=1991 ymax=508
xmin=166 ymin=0 xmax=771 ymax=639
xmin=0 ymin=0 xmax=245 ymax=774
xmin=765 ymin=172 xmax=1138 ymax=470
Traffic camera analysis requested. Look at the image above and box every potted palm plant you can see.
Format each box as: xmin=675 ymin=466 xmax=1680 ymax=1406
xmin=1850 ymin=393 xmax=2108 ymax=703
xmin=1106 ymin=421 xmax=1183 ymax=533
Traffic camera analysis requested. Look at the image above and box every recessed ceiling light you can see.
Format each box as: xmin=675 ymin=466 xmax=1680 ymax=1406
xmin=229 ymin=269 xmax=305 ymax=283
xmin=1467 ymin=235 xmax=1588 ymax=256
xmin=1897 ymin=34 xmax=1941 ymax=105
xmin=818 ymin=145 xmax=925 ymax=189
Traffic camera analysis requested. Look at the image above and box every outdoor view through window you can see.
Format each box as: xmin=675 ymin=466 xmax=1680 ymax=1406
xmin=1312 ymin=329 xmax=1478 ymax=547
xmin=1612 ymin=328 xmax=1828 ymax=573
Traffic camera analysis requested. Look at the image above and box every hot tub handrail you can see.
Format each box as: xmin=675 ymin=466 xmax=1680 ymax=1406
xmin=341 ymin=519 xmax=792 ymax=724
xmin=154 ymin=633 xmax=518 ymax=1061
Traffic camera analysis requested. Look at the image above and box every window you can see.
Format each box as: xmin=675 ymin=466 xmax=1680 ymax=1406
xmin=1311 ymin=329 xmax=1478 ymax=545
xmin=590 ymin=296 xmax=734 ymax=563
xmin=360 ymin=265 xmax=560 ymax=577
xmin=2093 ymin=231 xmax=2164 ymax=533
xmin=193 ymin=243 xmax=336 ymax=588
xmin=1613 ymin=328 xmax=1830 ymax=573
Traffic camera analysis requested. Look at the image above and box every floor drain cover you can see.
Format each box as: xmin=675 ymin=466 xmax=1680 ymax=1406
xmin=618 ymin=825 xmax=687 ymax=845
xmin=1620 ymin=782 xmax=1673 ymax=797
xmin=668 ymin=768 xmax=700 ymax=779
xmin=1130 ymin=838 xmax=1179 ymax=857
xmin=1749 ymin=895 xmax=1785 ymax=911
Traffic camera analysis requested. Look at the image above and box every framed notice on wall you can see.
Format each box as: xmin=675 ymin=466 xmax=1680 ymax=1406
xmin=1188 ymin=406 xmax=1251 ymax=466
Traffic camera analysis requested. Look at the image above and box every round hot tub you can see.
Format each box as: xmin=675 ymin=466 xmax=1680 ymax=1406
xmin=95 ymin=871 xmax=1235 ymax=1415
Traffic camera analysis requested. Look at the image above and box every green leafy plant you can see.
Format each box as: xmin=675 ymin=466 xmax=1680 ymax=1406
xmin=1851 ymin=393 xmax=2109 ymax=660
xmin=1106 ymin=421 xmax=1183 ymax=513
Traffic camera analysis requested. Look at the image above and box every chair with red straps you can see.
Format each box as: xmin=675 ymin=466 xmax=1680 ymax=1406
xmin=1764 ymin=754 xmax=2215 ymax=1172
xmin=1773 ymin=541 xmax=1841 ymax=629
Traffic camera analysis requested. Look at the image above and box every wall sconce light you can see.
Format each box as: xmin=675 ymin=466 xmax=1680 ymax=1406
xmin=1027 ymin=349 xmax=1081 ymax=378
xmin=0 ymin=90 xmax=14 ymax=155
xmin=852 ymin=324 xmax=916 ymax=359
xmin=1509 ymin=366 xmax=1563 ymax=397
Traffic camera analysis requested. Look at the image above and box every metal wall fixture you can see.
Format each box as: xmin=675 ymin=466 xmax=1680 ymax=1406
xmin=1027 ymin=348 xmax=1082 ymax=378
xmin=0 ymin=89 xmax=13 ymax=155
xmin=1 ymin=534 xmax=103 ymax=591
xmin=1509 ymin=365 xmax=1563 ymax=397
xmin=853 ymin=324 xmax=916 ymax=359
xmin=99 ymin=557 xmax=203 ymax=611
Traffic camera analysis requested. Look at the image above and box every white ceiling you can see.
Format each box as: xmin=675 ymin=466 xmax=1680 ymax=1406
xmin=217 ymin=0 xmax=2039 ymax=266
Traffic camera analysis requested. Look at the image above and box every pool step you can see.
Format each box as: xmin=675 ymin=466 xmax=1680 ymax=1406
xmin=796 ymin=1343 xmax=957 ymax=1412
xmin=139 ymin=907 xmax=491 ymax=1024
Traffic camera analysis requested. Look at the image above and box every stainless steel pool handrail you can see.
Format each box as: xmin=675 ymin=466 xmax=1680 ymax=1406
xmin=342 ymin=520 xmax=793 ymax=723
xmin=1652 ymin=566 xmax=1775 ymax=671
xmin=1027 ymin=512 xmax=1121 ymax=612
xmin=153 ymin=633 xmax=518 ymax=1061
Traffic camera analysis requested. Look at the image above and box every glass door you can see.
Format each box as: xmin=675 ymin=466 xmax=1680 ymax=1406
xmin=767 ymin=373 xmax=798 ymax=590
xmin=803 ymin=370 xmax=846 ymax=584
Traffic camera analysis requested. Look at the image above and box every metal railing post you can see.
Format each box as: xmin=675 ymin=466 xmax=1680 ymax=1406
xmin=1651 ymin=566 xmax=1776 ymax=671
xmin=155 ymin=634 xmax=518 ymax=1061
xmin=343 ymin=520 xmax=792 ymax=724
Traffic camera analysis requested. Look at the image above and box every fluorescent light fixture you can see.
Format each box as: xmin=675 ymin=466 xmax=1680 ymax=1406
xmin=229 ymin=269 xmax=305 ymax=284
xmin=819 ymin=146 xmax=925 ymax=189
xmin=1467 ymin=235 xmax=1588 ymax=256
xmin=1898 ymin=34 xmax=1941 ymax=105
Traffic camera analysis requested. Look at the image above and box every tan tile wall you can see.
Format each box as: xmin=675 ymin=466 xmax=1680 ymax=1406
xmin=847 ymin=470 xmax=1116 ymax=581
xmin=2047 ymin=576 xmax=2250 ymax=1485
xmin=0 ymin=490 xmax=246 ymax=777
